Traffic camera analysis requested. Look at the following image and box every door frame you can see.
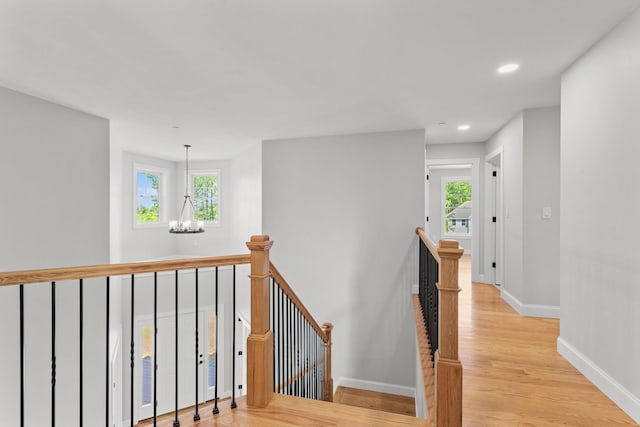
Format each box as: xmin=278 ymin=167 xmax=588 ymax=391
xmin=485 ymin=147 xmax=504 ymax=286
xmin=133 ymin=304 xmax=223 ymax=424
xmin=425 ymin=157 xmax=481 ymax=282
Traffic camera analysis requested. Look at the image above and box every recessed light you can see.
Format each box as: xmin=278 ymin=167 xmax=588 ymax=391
xmin=457 ymin=124 xmax=470 ymax=131
xmin=498 ymin=63 xmax=519 ymax=74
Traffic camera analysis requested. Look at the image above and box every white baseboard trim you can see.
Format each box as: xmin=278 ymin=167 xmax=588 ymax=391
xmin=500 ymin=288 xmax=560 ymax=319
xmin=335 ymin=377 xmax=415 ymax=397
xmin=412 ymin=283 xmax=419 ymax=295
xmin=558 ymin=337 xmax=640 ymax=424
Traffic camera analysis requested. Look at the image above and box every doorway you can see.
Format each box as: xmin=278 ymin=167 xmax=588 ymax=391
xmin=134 ymin=306 xmax=224 ymax=423
xmin=486 ymin=149 xmax=503 ymax=286
xmin=425 ymin=157 xmax=481 ymax=282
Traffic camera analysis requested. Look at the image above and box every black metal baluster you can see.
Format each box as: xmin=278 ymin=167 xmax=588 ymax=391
xmin=130 ymin=274 xmax=135 ymax=427
xmin=271 ymin=278 xmax=276 ymax=393
xmin=288 ymin=300 xmax=293 ymax=395
xmin=305 ymin=321 xmax=309 ymax=398
xmin=194 ymin=269 xmax=200 ymax=422
xmin=231 ymin=265 xmax=237 ymax=409
xmin=20 ymin=285 xmax=24 ymax=427
xmin=79 ymin=279 xmax=83 ymax=427
xmin=51 ymin=281 xmax=56 ymax=427
xmin=105 ymin=277 xmax=110 ymax=427
xmin=294 ymin=308 xmax=298 ymax=396
xmin=153 ymin=272 xmax=158 ymax=425
xmin=212 ymin=267 xmax=219 ymax=415
xmin=174 ymin=271 xmax=180 ymax=427
xmin=279 ymin=285 xmax=283 ymax=394
xmin=285 ymin=297 xmax=289 ymax=395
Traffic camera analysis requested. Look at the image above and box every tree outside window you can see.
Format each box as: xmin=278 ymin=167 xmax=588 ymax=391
xmin=137 ymin=172 xmax=160 ymax=222
xmin=192 ymin=173 xmax=219 ymax=224
xmin=444 ymin=179 xmax=472 ymax=235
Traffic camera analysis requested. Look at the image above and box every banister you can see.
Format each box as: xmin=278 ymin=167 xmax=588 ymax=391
xmin=416 ymin=227 xmax=440 ymax=263
xmin=414 ymin=226 xmax=463 ymax=427
xmin=0 ymin=254 xmax=251 ymax=287
xmin=269 ymin=262 xmax=329 ymax=343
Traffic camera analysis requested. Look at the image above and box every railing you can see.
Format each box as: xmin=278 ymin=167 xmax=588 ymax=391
xmin=270 ymin=263 xmax=333 ymax=401
xmin=415 ymin=227 xmax=464 ymax=427
xmin=0 ymin=234 xmax=332 ymax=426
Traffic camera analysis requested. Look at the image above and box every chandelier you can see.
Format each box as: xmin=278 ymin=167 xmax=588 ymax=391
xmin=169 ymin=144 xmax=205 ymax=234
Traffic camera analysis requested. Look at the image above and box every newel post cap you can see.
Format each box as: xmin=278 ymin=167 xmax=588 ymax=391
xmin=246 ymin=235 xmax=273 ymax=251
xmin=437 ymin=239 xmax=464 ymax=259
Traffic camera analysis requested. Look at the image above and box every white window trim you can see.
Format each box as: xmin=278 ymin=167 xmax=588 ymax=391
xmin=441 ymin=175 xmax=472 ymax=238
xmin=133 ymin=163 xmax=169 ymax=229
xmin=188 ymin=168 xmax=221 ymax=227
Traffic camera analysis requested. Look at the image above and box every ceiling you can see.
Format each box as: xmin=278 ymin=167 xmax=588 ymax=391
xmin=1 ymin=0 xmax=638 ymax=160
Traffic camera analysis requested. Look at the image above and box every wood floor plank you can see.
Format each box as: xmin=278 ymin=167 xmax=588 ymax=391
xmin=458 ymin=255 xmax=637 ymax=426
xmin=137 ymin=394 xmax=427 ymax=426
xmin=138 ymin=254 xmax=637 ymax=426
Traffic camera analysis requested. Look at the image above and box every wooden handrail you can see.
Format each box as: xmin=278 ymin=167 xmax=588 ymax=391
xmin=0 ymin=254 xmax=251 ymax=287
xmin=269 ymin=262 xmax=329 ymax=343
xmin=416 ymin=227 xmax=440 ymax=263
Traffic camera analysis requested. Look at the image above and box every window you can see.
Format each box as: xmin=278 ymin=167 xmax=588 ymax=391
xmin=208 ymin=314 xmax=217 ymax=388
xmin=443 ymin=177 xmax=472 ymax=236
xmin=141 ymin=325 xmax=153 ymax=406
xmin=190 ymin=171 xmax=220 ymax=225
xmin=134 ymin=164 xmax=167 ymax=226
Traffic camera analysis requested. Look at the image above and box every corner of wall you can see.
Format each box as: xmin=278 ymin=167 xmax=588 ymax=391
xmin=558 ymin=337 xmax=640 ymax=424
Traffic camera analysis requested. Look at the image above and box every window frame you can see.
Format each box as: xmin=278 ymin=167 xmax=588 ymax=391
xmin=133 ymin=163 xmax=169 ymax=228
xmin=441 ymin=175 xmax=472 ymax=238
xmin=188 ymin=169 xmax=221 ymax=227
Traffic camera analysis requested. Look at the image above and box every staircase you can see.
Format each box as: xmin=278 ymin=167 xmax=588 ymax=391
xmin=0 ymin=231 xmax=461 ymax=426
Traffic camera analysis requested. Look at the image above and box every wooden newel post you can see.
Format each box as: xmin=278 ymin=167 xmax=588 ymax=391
xmin=321 ymin=322 xmax=334 ymax=402
xmin=246 ymin=235 xmax=274 ymax=408
xmin=435 ymin=239 xmax=464 ymax=427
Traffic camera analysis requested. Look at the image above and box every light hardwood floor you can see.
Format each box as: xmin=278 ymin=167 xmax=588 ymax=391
xmin=136 ymin=254 xmax=637 ymax=426
xmin=458 ymin=255 xmax=637 ymax=426
xmin=136 ymin=394 xmax=428 ymax=426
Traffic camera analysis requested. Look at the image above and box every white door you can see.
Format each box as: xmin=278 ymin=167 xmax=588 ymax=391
xmin=135 ymin=307 xmax=223 ymax=422
xmin=203 ymin=307 xmax=224 ymax=401
xmin=425 ymin=165 xmax=431 ymax=234
xmin=488 ymin=159 xmax=503 ymax=286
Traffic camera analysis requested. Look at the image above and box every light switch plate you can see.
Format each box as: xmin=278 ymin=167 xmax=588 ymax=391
xmin=542 ymin=207 xmax=552 ymax=220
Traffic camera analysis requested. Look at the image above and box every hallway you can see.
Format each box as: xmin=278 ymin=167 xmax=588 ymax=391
xmin=458 ymin=255 xmax=636 ymax=426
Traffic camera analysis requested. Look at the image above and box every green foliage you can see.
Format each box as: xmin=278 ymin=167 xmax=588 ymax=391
xmin=444 ymin=181 xmax=471 ymax=233
xmin=193 ymin=175 xmax=219 ymax=222
xmin=137 ymin=205 xmax=159 ymax=222
xmin=137 ymin=173 xmax=159 ymax=222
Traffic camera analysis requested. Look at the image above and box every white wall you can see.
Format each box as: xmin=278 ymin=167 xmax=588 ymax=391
xmin=0 ymin=86 xmax=111 ymax=427
xmin=484 ymin=108 xmax=561 ymax=317
xmin=113 ymin=143 xmax=262 ymax=262
xmin=559 ymin=8 xmax=640 ymax=423
xmin=486 ymin=114 xmax=525 ymax=303
xmin=263 ymin=129 xmax=424 ymax=392
xmin=523 ymin=107 xmax=560 ymax=307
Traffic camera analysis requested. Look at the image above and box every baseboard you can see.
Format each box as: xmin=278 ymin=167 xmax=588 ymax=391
xmin=557 ymin=337 xmax=640 ymax=424
xmin=500 ymin=288 xmax=560 ymax=319
xmin=335 ymin=377 xmax=415 ymax=397
xmin=412 ymin=283 xmax=419 ymax=295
